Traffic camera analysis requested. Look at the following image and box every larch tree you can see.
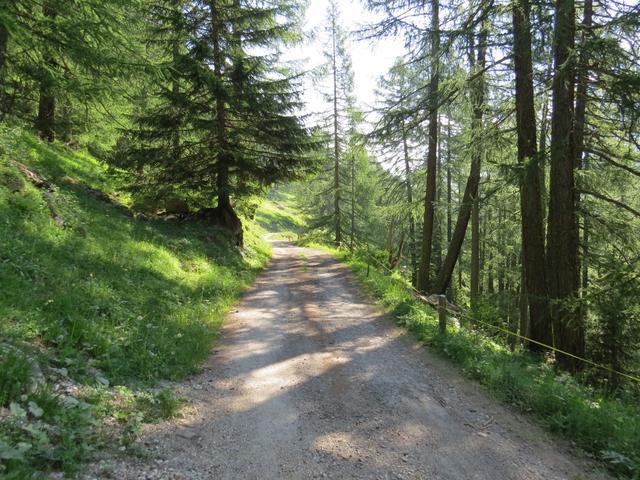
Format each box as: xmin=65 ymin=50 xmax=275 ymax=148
xmin=512 ymin=0 xmax=551 ymax=350
xmin=547 ymin=0 xmax=583 ymax=370
xmin=433 ymin=0 xmax=490 ymax=296
xmin=372 ymin=60 xmax=424 ymax=285
xmin=416 ymin=0 xmax=441 ymax=293
xmin=304 ymin=0 xmax=357 ymax=246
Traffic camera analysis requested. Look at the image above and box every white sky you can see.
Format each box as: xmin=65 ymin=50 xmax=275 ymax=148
xmin=288 ymin=0 xmax=406 ymax=121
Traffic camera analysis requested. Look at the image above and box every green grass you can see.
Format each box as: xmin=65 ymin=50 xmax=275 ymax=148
xmin=255 ymin=188 xmax=307 ymax=239
xmin=0 ymin=127 xmax=270 ymax=478
xmin=315 ymin=243 xmax=640 ymax=479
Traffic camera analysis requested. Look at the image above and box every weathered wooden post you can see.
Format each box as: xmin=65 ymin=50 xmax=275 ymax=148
xmin=437 ymin=294 xmax=447 ymax=334
xmin=366 ymin=243 xmax=370 ymax=278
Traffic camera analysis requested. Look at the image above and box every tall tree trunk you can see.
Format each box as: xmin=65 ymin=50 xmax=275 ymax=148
xmin=433 ymin=114 xmax=443 ymax=273
xmin=36 ymin=1 xmax=57 ymax=142
xmin=513 ymin=0 xmax=551 ymax=350
xmin=574 ymin=0 xmax=592 ymax=318
xmin=470 ymin=195 xmax=480 ymax=311
xmin=433 ymin=2 xmax=488 ymax=295
xmin=574 ymin=0 xmax=592 ymax=172
xmin=538 ymin=14 xmax=552 ymax=228
xmin=402 ymin=118 xmax=418 ymax=285
xmin=416 ymin=0 xmax=440 ymax=292
xmin=350 ymin=151 xmax=356 ymax=250
xmin=37 ymin=87 xmax=55 ymax=142
xmin=547 ymin=0 xmax=583 ymax=371
xmin=581 ymin=154 xmax=589 ymax=292
xmin=331 ymin=16 xmax=342 ymax=246
xmin=446 ymin=115 xmax=454 ymax=300
xmin=211 ymin=2 xmax=242 ymax=246
xmin=538 ymin=95 xmax=549 ymax=225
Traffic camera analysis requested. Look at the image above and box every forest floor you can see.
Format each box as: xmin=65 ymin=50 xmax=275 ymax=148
xmin=82 ymin=241 xmax=609 ymax=480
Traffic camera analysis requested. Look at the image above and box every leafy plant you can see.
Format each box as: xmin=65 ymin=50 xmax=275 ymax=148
xmin=0 ymin=349 xmax=32 ymax=407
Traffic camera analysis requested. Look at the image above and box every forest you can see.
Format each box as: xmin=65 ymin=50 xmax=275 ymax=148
xmin=1 ymin=0 xmax=640 ymax=478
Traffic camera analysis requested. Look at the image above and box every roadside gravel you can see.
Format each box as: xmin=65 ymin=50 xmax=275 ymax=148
xmin=82 ymin=241 xmax=608 ymax=480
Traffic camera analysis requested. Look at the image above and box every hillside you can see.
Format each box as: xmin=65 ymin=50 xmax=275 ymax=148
xmin=0 ymin=128 xmax=271 ymax=478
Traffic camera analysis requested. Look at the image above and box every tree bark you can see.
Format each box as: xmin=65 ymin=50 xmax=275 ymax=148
xmin=37 ymin=86 xmax=56 ymax=142
xmin=574 ymin=0 xmax=592 ymax=173
xmin=331 ymin=14 xmax=342 ymax=246
xmin=574 ymin=0 xmax=592 ymax=321
xmin=433 ymin=116 xmax=443 ymax=273
xmin=432 ymin=2 xmax=488 ymax=296
xmin=211 ymin=1 xmax=242 ymax=246
xmin=470 ymin=195 xmax=480 ymax=311
xmin=513 ymin=0 xmax=551 ymax=350
xmin=401 ymin=118 xmax=418 ymax=285
xmin=36 ymin=1 xmax=57 ymax=142
xmin=547 ymin=0 xmax=583 ymax=371
xmin=416 ymin=0 xmax=440 ymax=292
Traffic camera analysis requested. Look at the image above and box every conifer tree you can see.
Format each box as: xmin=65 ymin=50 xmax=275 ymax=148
xmin=0 ymin=0 xmax=137 ymax=140
xmin=512 ymin=0 xmax=551 ymax=350
xmin=122 ymin=0 xmax=316 ymax=245
xmin=416 ymin=0 xmax=441 ymax=293
xmin=373 ymin=60 xmax=423 ymax=285
xmin=306 ymin=0 xmax=356 ymax=246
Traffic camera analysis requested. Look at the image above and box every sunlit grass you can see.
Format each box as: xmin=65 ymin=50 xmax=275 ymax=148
xmin=255 ymin=189 xmax=307 ymax=238
xmin=0 ymin=128 xmax=270 ymax=477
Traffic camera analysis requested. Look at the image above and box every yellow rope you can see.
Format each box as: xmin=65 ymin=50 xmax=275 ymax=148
xmin=347 ymin=238 xmax=640 ymax=385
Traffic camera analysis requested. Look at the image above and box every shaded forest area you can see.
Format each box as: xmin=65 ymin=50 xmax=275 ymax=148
xmin=298 ymin=0 xmax=640 ymax=394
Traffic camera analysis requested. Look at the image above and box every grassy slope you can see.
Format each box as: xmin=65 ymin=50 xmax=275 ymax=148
xmin=310 ymin=243 xmax=640 ymax=478
xmin=254 ymin=189 xmax=307 ymax=239
xmin=0 ymin=128 xmax=270 ymax=478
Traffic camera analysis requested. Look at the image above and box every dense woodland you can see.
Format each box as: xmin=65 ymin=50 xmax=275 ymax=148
xmin=296 ymin=0 xmax=640 ymax=393
xmin=1 ymin=0 xmax=640 ymax=475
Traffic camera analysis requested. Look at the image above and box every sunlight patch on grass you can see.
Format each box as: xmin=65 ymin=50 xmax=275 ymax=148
xmin=0 ymin=128 xmax=271 ymax=477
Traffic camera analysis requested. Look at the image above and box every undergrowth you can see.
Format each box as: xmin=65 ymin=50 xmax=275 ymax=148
xmin=0 ymin=127 xmax=270 ymax=478
xmin=310 ymin=242 xmax=640 ymax=479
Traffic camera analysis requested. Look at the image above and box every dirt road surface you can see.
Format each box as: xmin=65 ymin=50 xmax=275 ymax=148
xmin=90 ymin=242 xmax=608 ymax=480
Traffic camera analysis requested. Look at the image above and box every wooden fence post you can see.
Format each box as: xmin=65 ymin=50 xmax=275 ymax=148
xmin=437 ymin=295 xmax=447 ymax=334
xmin=366 ymin=244 xmax=370 ymax=277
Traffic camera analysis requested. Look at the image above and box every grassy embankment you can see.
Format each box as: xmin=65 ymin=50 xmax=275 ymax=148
xmin=0 ymin=127 xmax=272 ymax=478
xmin=254 ymin=189 xmax=307 ymax=240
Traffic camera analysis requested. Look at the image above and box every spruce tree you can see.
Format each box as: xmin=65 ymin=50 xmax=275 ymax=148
xmin=122 ymin=0 xmax=316 ymax=245
xmin=0 ymin=0 xmax=139 ymax=139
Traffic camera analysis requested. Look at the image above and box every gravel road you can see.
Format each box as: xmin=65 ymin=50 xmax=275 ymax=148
xmin=90 ymin=241 xmax=608 ymax=480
